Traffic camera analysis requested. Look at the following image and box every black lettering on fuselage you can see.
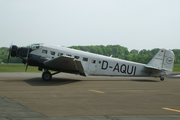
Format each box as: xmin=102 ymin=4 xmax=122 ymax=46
xmin=109 ymin=66 xmax=113 ymax=68
xmin=120 ymin=64 xmax=126 ymax=74
xmin=101 ymin=61 xmax=108 ymax=70
xmin=113 ymin=63 xmax=119 ymax=72
xmin=127 ymin=65 xmax=134 ymax=74
xmin=101 ymin=61 xmax=137 ymax=75
xmin=134 ymin=66 xmax=136 ymax=75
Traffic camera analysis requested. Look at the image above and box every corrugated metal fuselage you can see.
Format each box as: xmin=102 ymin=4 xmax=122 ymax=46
xmin=30 ymin=44 xmax=170 ymax=77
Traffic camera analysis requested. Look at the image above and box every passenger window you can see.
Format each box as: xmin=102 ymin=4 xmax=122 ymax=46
xmin=42 ymin=50 xmax=47 ymax=54
xmin=74 ymin=56 xmax=80 ymax=59
xmin=91 ymin=60 xmax=96 ymax=63
xmin=51 ymin=51 xmax=55 ymax=55
xmin=67 ymin=54 xmax=72 ymax=57
xmin=58 ymin=53 xmax=63 ymax=56
xmin=83 ymin=57 xmax=88 ymax=62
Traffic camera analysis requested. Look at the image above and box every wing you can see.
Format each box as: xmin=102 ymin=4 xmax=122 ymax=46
xmin=43 ymin=56 xmax=86 ymax=76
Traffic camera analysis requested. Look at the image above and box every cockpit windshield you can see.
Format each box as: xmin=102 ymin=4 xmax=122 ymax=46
xmin=31 ymin=44 xmax=40 ymax=50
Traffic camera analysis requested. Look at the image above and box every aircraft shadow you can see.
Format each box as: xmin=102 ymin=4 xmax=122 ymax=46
xmin=24 ymin=77 xmax=160 ymax=85
xmin=130 ymin=79 xmax=159 ymax=82
xmin=23 ymin=77 xmax=81 ymax=86
xmin=0 ymin=77 xmax=160 ymax=86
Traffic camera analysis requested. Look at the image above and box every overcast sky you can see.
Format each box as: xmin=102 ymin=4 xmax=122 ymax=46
xmin=0 ymin=0 xmax=180 ymax=51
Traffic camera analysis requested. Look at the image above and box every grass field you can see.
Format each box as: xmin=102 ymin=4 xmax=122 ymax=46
xmin=0 ymin=63 xmax=40 ymax=72
xmin=172 ymin=64 xmax=180 ymax=72
xmin=0 ymin=63 xmax=180 ymax=72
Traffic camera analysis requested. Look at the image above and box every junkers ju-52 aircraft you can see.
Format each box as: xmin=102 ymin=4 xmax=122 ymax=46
xmin=7 ymin=43 xmax=174 ymax=81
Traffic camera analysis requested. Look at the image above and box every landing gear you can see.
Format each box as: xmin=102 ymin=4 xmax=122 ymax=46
xmin=42 ymin=69 xmax=60 ymax=81
xmin=42 ymin=71 xmax=52 ymax=81
xmin=160 ymin=76 xmax=164 ymax=81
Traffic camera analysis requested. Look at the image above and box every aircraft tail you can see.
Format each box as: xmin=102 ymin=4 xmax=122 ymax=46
xmin=146 ymin=49 xmax=174 ymax=71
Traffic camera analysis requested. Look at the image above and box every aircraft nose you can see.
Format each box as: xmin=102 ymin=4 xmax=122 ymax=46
xmin=7 ymin=45 xmax=32 ymax=64
xmin=10 ymin=45 xmax=18 ymax=57
xmin=7 ymin=45 xmax=18 ymax=63
xmin=17 ymin=47 xmax=32 ymax=57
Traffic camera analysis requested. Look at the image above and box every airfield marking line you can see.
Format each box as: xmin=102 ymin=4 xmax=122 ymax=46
xmin=89 ymin=89 xmax=105 ymax=93
xmin=163 ymin=108 xmax=180 ymax=113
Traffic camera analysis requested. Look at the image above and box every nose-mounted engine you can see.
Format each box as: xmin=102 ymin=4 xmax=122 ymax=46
xmin=7 ymin=45 xmax=33 ymax=64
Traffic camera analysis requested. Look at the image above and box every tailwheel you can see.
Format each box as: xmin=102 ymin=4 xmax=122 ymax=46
xmin=42 ymin=71 xmax=52 ymax=81
xmin=160 ymin=76 xmax=164 ymax=81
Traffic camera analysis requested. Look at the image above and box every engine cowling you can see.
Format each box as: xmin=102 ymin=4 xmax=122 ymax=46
xmin=17 ymin=48 xmax=32 ymax=57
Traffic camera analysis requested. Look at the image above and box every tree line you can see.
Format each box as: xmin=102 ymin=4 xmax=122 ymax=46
xmin=0 ymin=45 xmax=180 ymax=64
xmin=70 ymin=45 xmax=180 ymax=64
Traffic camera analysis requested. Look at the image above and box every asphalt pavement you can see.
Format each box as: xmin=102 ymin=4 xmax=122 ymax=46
xmin=0 ymin=73 xmax=180 ymax=120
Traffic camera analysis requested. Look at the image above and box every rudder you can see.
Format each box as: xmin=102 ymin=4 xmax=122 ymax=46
xmin=162 ymin=49 xmax=174 ymax=71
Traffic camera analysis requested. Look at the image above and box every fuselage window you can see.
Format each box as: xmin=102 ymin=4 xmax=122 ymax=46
xmin=51 ymin=51 xmax=55 ymax=55
xmin=83 ymin=57 xmax=88 ymax=62
xmin=91 ymin=60 xmax=96 ymax=63
xmin=99 ymin=61 xmax=101 ymax=64
xmin=67 ymin=54 xmax=72 ymax=57
xmin=74 ymin=56 xmax=80 ymax=59
xmin=58 ymin=53 xmax=63 ymax=56
xmin=42 ymin=50 xmax=47 ymax=54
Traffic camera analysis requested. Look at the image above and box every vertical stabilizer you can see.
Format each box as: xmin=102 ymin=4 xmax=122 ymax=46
xmin=147 ymin=49 xmax=165 ymax=69
xmin=146 ymin=49 xmax=174 ymax=71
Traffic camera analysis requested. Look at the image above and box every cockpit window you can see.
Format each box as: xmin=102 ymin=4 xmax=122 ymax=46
xmin=31 ymin=44 xmax=40 ymax=50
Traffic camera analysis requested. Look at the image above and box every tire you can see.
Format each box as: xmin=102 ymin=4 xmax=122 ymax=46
xmin=42 ymin=72 xmax=52 ymax=81
xmin=160 ymin=77 xmax=164 ymax=81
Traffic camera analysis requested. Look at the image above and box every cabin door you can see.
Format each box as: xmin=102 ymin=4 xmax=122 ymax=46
xmin=88 ymin=59 xmax=97 ymax=75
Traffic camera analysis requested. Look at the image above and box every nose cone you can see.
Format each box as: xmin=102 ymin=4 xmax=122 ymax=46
xmin=10 ymin=45 xmax=18 ymax=57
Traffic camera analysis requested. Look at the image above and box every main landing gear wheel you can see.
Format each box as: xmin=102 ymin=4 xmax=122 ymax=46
xmin=42 ymin=72 xmax=52 ymax=81
xmin=160 ymin=76 xmax=164 ymax=81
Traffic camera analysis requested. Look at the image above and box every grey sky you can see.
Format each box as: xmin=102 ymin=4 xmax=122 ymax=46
xmin=0 ymin=0 xmax=180 ymax=51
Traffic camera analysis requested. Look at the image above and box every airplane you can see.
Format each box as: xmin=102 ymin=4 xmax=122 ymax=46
xmin=7 ymin=43 xmax=174 ymax=81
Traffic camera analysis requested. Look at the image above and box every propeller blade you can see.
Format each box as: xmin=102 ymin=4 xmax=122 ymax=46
xmin=25 ymin=45 xmax=31 ymax=71
xmin=7 ymin=54 xmax=10 ymax=64
xmin=26 ymin=45 xmax=31 ymax=58
xmin=7 ymin=44 xmax=12 ymax=64
xmin=25 ymin=63 xmax=28 ymax=72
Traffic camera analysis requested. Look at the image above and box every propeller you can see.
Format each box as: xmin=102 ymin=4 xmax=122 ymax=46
xmin=25 ymin=62 xmax=28 ymax=72
xmin=7 ymin=43 xmax=32 ymax=71
xmin=25 ymin=45 xmax=30 ymax=72
xmin=7 ymin=44 xmax=12 ymax=64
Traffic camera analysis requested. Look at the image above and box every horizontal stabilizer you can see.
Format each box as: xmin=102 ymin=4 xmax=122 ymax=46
xmin=145 ymin=65 xmax=171 ymax=71
xmin=145 ymin=65 xmax=162 ymax=70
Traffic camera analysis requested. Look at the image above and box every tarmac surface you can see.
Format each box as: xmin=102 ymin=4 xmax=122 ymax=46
xmin=0 ymin=72 xmax=180 ymax=120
